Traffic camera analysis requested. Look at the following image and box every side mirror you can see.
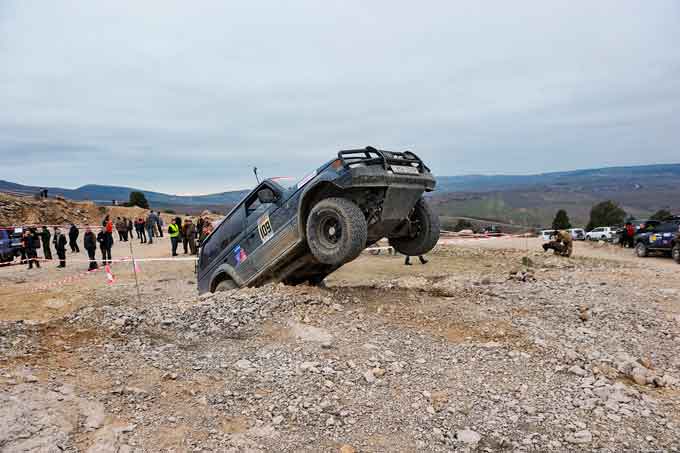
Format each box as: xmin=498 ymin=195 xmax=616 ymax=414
xmin=257 ymin=188 xmax=276 ymax=204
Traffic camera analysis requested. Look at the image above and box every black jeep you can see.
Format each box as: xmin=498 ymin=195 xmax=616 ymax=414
xmin=197 ymin=147 xmax=439 ymax=293
xmin=634 ymin=217 xmax=680 ymax=262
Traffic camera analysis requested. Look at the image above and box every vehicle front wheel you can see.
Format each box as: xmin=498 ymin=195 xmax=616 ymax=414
xmin=389 ymin=198 xmax=441 ymax=257
xmin=306 ymin=197 xmax=368 ymax=265
xmin=672 ymin=243 xmax=680 ymax=264
xmin=215 ymin=278 xmax=237 ymax=292
xmin=635 ymin=242 xmax=648 ymax=258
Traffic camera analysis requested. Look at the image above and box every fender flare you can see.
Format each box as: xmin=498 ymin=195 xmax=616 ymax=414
xmin=296 ymin=178 xmax=344 ymax=240
xmin=209 ymin=263 xmax=241 ymax=292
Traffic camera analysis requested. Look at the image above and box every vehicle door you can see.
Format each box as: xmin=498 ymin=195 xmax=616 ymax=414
xmin=198 ymin=205 xmax=246 ymax=284
xmin=650 ymin=221 xmax=680 ymax=249
xmin=0 ymin=229 xmax=9 ymax=255
xmin=236 ymin=182 xmax=290 ymax=283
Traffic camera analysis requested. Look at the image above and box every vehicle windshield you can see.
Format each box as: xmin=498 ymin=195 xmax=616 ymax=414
xmin=268 ymin=177 xmax=298 ymax=192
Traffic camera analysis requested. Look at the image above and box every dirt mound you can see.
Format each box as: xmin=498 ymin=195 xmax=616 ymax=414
xmin=0 ymin=192 xmax=155 ymax=227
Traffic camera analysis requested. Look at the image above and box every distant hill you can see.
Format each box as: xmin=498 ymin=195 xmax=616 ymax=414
xmin=0 ymin=180 xmax=248 ymax=214
xmin=432 ymin=164 xmax=680 ymax=228
xmin=2 ymin=163 xmax=679 ymax=225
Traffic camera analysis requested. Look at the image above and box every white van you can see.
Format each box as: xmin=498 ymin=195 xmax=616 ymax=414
xmin=539 ymin=230 xmax=556 ymax=241
xmin=568 ymin=228 xmax=585 ymax=240
xmin=585 ymin=227 xmax=614 ymax=241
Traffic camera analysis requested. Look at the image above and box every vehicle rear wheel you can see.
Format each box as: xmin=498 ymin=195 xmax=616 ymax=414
xmin=672 ymin=244 xmax=680 ymax=264
xmin=389 ymin=198 xmax=440 ymax=257
xmin=635 ymin=242 xmax=648 ymax=258
xmin=215 ymin=278 xmax=237 ymax=292
xmin=306 ymin=197 xmax=367 ymax=265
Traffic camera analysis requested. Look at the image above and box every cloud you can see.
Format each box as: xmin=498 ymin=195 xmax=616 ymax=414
xmin=1 ymin=0 xmax=679 ymax=193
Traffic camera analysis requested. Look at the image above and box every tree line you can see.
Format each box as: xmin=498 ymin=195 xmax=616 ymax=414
xmin=551 ymin=202 xmax=673 ymax=231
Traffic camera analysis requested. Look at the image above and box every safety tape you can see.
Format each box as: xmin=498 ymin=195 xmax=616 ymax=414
xmin=0 ymin=255 xmax=198 ymax=268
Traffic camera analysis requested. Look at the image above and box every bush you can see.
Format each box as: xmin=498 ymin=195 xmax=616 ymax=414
xmin=128 ymin=191 xmax=149 ymax=209
xmin=650 ymin=209 xmax=672 ymax=221
xmin=586 ymin=201 xmax=626 ymax=231
xmin=454 ymin=219 xmax=474 ymax=232
xmin=551 ymin=209 xmax=571 ymax=230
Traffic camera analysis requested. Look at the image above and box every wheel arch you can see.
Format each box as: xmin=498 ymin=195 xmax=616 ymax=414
xmin=297 ymin=181 xmax=345 ymax=240
xmin=209 ymin=264 xmax=239 ymax=292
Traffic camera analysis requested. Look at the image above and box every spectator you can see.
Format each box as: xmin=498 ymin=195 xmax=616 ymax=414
xmin=53 ymin=227 xmax=67 ymax=268
xmin=68 ymin=223 xmax=80 ymax=253
xmin=102 ymin=215 xmax=114 ymax=264
xmin=127 ymin=218 xmax=134 ymax=241
xmin=115 ymin=217 xmax=124 ymax=241
xmin=22 ymin=229 xmax=40 ymax=269
xmin=137 ymin=217 xmax=147 ymax=243
xmin=83 ymin=227 xmax=98 ymax=271
xmin=156 ymin=212 xmax=164 ymax=237
xmin=146 ymin=212 xmax=156 ymax=244
xmin=404 ymin=255 xmax=428 ymax=265
xmin=625 ymin=222 xmax=635 ymax=248
xmin=40 ymin=226 xmax=52 ymax=260
xmin=199 ymin=221 xmax=213 ymax=246
xmin=168 ymin=218 xmax=180 ymax=256
xmin=183 ymin=218 xmax=197 ymax=255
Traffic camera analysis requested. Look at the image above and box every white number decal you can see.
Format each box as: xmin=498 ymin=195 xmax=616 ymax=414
xmin=258 ymin=214 xmax=273 ymax=243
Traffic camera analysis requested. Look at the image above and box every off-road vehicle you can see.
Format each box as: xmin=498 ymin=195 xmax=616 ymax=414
xmin=197 ymin=146 xmax=439 ymax=293
xmin=0 ymin=227 xmax=22 ymax=263
xmin=634 ymin=217 xmax=680 ymax=261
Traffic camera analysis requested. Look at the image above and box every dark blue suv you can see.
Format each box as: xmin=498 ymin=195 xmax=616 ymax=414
xmin=197 ymin=147 xmax=439 ymax=293
xmin=634 ymin=217 xmax=680 ymax=263
xmin=0 ymin=227 xmax=21 ymax=263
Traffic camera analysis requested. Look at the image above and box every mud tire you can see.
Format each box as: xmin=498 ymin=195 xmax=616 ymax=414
xmin=306 ymin=197 xmax=367 ymax=265
xmin=215 ymin=278 xmax=237 ymax=292
xmin=389 ymin=198 xmax=440 ymax=257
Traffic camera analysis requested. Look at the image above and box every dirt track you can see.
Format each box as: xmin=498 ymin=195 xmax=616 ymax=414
xmin=1 ymin=238 xmax=680 ymax=452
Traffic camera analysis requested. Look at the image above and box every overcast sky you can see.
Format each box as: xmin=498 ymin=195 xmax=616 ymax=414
xmin=1 ymin=1 xmax=679 ymax=194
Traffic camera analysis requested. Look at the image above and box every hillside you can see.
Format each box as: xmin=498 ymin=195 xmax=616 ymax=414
xmin=0 ymin=193 xmax=218 ymax=228
xmin=432 ymin=163 xmax=680 ymax=228
xmin=3 ymin=163 xmax=680 ymax=227
xmin=0 ymin=180 xmax=247 ymax=211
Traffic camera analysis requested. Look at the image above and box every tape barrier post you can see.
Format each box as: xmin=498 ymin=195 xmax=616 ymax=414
xmin=105 ymin=265 xmax=115 ymax=285
xmin=129 ymin=239 xmax=142 ymax=304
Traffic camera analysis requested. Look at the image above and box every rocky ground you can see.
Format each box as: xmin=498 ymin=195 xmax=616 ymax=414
xmin=1 ymin=239 xmax=680 ymax=452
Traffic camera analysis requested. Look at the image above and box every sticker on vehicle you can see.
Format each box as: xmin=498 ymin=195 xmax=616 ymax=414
xmin=233 ymin=245 xmax=248 ymax=265
xmin=297 ymin=170 xmax=317 ymax=189
xmin=258 ymin=214 xmax=274 ymax=243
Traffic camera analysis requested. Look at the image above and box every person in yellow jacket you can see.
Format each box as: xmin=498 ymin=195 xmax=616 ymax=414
xmin=168 ymin=218 xmax=180 ymax=256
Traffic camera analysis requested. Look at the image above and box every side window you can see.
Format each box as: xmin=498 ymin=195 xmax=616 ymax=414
xmin=659 ymin=222 xmax=679 ymax=233
xmin=245 ymin=186 xmax=278 ymax=219
xmin=220 ymin=206 xmax=246 ymax=248
xmin=200 ymin=206 xmax=245 ymax=269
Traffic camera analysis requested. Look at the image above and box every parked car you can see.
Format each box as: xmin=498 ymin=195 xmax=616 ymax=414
xmin=0 ymin=227 xmax=22 ymax=263
xmin=197 ymin=147 xmax=439 ymax=293
xmin=585 ymin=227 xmax=614 ymax=241
xmin=482 ymin=225 xmax=502 ymax=235
xmin=568 ymin=228 xmax=586 ymax=240
xmin=634 ymin=218 xmax=680 ymax=259
xmin=539 ymin=230 xmax=555 ymax=241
